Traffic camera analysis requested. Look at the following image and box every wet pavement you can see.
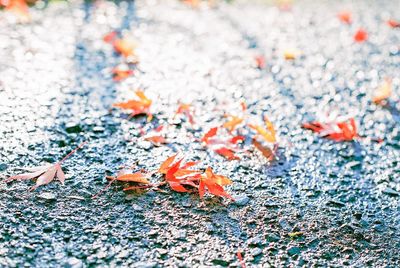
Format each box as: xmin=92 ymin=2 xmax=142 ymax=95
xmin=0 ymin=0 xmax=399 ymax=267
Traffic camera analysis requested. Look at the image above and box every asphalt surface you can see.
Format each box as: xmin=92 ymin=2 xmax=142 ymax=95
xmin=0 ymin=0 xmax=399 ymax=267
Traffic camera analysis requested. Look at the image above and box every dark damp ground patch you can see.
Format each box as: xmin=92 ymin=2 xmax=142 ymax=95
xmin=0 ymin=0 xmax=399 ymax=267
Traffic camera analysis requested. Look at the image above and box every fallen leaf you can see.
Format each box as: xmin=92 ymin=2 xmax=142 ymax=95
xmin=158 ymin=154 xmax=177 ymax=174
xmin=249 ymin=116 xmax=277 ymax=143
xmin=113 ymin=37 xmax=136 ymax=58
xmin=214 ymin=147 xmax=240 ymax=160
xmin=202 ymin=127 xmax=218 ymax=143
xmin=337 ymin=11 xmax=352 ymax=24
xmin=302 ymin=117 xmax=359 ymax=142
xmin=230 ymin=135 xmax=245 ymax=144
xmin=387 ymin=19 xmax=400 ymax=28
xmin=237 ymin=250 xmax=246 ymax=268
xmin=223 ymin=115 xmax=243 ymax=132
xmin=6 ymin=141 xmax=86 ymax=190
xmin=252 ymin=139 xmax=276 ymax=161
xmin=199 ymin=167 xmax=233 ymax=199
xmin=1 ymin=0 xmax=30 ymax=22
xmin=373 ymin=78 xmax=392 ymax=104
xmin=113 ymin=90 xmax=152 ymax=120
xmin=144 ymin=135 xmax=167 ymax=146
xmin=108 ymin=171 xmax=150 ymax=184
xmin=112 ymin=66 xmax=133 ymax=82
xmin=354 ymin=28 xmax=368 ymax=42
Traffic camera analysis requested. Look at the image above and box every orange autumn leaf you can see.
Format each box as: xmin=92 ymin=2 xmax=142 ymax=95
xmin=113 ymin=37 xmax=136 ymax=58
xmin=249 ymin=116 xmax=277 ymax=143
xmin=112 ymin=66 xmax=133 ymax=82
xmin=337 ymin=11 xmax=352 ymax=24
xmin=373 ymin=78 xmax=392 ymax=104
xmin=354 ymin=28 xmax=368 ymax=42
xmin=113 ymin=90 xmax=152 ymax=119
xmin=387 ymin=19 xmax=400 ymax=28
xmin=144 ymin=135 xmax=167 ymax=146
xmin=158 ymin=154 xmax=177 ymax=174
xmin=109 ymin=172 xmax=150 ymax=184
xmin=214 ymin=147 xmax=240 ymax=160
xmin=302 ymin=117 xmax=358 ymax=142
xmin=1 ymin=0 xmax=30 ymax=21
xmin=252 ymin=139 xmax=276 ymax=161
xmin=199 ymin=167 xmax=233 ymax=200
xmin=6 ymin=141 xmax=86 ymax=190
xmin=202 ymin=127 xmax=218 ymax=143
xmin=223 ymin=115 xmax=243 ymax=132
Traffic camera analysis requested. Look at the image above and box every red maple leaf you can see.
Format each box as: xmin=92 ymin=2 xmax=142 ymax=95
xmin=302 ymin=117 xmax=359 ymax=142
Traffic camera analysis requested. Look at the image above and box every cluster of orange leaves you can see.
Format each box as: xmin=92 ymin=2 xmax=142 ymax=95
xmin=100 ymin=154 xmax=233 ymax=200
xmin=103 ymin=31 xmax=138 ymax=81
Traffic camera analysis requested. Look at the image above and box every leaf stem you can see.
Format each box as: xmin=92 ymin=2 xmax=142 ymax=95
xmin=58 ymin=141 xmax=87 ymax=165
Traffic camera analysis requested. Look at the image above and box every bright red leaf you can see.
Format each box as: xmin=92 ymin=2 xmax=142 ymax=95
xmin=302 ymin=117 xmax=359 ymax=142
xmin=354 ymin=28 xmax=368 ymax=42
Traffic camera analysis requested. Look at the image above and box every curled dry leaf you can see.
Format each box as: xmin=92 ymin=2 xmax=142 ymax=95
xmin=6 ymin=141 xmax=86 ymax=190
xmin=373 ymin=78 xmax=392 ymax=104
xmin=113 ymin=90 xmax=153 ymax=121
xmin=302 ymin=117 xmax=359 ymax=142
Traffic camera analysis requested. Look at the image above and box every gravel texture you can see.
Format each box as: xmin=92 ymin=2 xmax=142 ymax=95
xmin=0 ymin=0 xmax=399 ymax=267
